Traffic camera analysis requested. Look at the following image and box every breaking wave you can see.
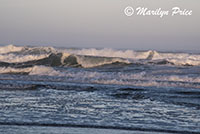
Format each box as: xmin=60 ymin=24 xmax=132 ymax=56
xmin=0 ymin=45 xmax=131 ymax=68
xmin=0 ymin=45 xmax=200 ymax=68
xmin=0 ymin=44 xmax=200 ymax=77
xmin=63 ymin=48 xmax=200 ymax=66
xmin=0 ymin=65 xmax=200 ymax=89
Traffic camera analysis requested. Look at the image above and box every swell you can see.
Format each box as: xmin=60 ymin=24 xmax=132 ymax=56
xmin=0 ymin=53 xmax=131 ymax=68
xmin=1 ymin=45 xmax=200 ymax=68
xmin=64 ymin=48 xmax=200 ymax=66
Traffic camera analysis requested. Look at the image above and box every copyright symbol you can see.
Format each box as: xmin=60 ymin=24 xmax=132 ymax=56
xmin=124 ymin=6 xmax=134 ymax=16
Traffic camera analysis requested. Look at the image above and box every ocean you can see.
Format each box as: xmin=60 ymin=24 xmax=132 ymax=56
xmin=0 ymin=45 xmax=199 ymax=134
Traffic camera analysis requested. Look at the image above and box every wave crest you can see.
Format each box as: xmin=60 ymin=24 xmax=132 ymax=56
xmin=0 ymin=45 xmax=200 ymax=67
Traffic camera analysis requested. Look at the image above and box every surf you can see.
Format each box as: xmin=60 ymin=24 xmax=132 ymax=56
xmin=0 ymin=45 xmax=200 ymax=68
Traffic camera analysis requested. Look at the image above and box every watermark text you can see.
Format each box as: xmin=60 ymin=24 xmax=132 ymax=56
xmin=124 ymin=6 xmax=192 ymax=18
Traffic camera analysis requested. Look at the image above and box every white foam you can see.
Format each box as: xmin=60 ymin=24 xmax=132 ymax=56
xmin=0 ymin=45 xmax=58 ymax=63
xmin=0 ymin=66 xmax=63 ymax=76
xmin=0 ymin=53 xmax=49 ymax=63
xmin=151 ymin=52 xmax=200 ymax=66
xmin=41 ymin=70 xmax=200 ymax=88
xmin=0 ymin=65 xmax=199 ymax=88
xmin=64 ymin=48 xmax=200 ymax=66
xmin=1 ymin=45 xmax=200 ymax=66
xmin=0 ymin=67 xmax=32 ymax=74
xmin=61 ymin=52 xmax=70 ymax=64
xmin=64 ymin=48 xmax=153 ymax=60
xmin=0 ymin=44 xmax=25 ymax=54
xmin=29 ymin=66 xmax=63 ymax=76
xmin=75 ymin=55 xmax=131 ymax=68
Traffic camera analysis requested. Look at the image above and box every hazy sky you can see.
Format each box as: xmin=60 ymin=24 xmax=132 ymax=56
xmin=0 ymin=0 xmax=199 ymax=51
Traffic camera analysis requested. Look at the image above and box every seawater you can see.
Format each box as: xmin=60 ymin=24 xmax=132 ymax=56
xmin=0 ymin=45 xmax=200 ymax=133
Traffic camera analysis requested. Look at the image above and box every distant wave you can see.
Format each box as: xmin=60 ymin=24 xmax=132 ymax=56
xmin=63 ymin=47 xmax=200 ymax=66
xmin=1 ymin=45 xmax=200 ymax=68
xmin=0 ymin=45 xmax=131 ymax=68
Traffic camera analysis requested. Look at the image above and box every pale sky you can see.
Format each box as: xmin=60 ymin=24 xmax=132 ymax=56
xmin=0 ymin=0 xmax=199 ymax=51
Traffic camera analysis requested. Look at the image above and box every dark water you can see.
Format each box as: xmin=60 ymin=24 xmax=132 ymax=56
xmin=0 ymin=45 xmax=200 ymax=133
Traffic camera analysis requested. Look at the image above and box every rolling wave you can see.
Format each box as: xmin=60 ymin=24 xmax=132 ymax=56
xmin=0 ymin=45 xmax=200 ymax=68
xmin=0 ymin=45 xmax=200 ymax=88
xmin=0 ymin=65 xmax=200 ymax=89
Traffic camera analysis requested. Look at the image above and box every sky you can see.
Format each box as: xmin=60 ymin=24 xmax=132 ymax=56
xmin=0 ymin=0 xmax=199 ymax=51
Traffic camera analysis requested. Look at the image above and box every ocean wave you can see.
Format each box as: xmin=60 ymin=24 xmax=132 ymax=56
xmin=0 ymin=44 xmax=56 ymax=54
xmin=0 ymin=44 xmax=24 ymax=54
xmin=0 ymin=65 xmax=199 ymax=89
xmin=63 ymin=48 xmax=200 ymax=66
xmin=0 ymin=45 xmax=131 ymax=68
xmin=0 ymin=45 xmax=200 ymax=67
xmin=0 ymin=66 xmax=32 ymax=74
xmin=0 ymin=66 xmax=63 ymax=76
xmin=0 ymin=53 xmax=49 ymax=63
xmin=74 ymin=55 xmax=130 ymax=68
